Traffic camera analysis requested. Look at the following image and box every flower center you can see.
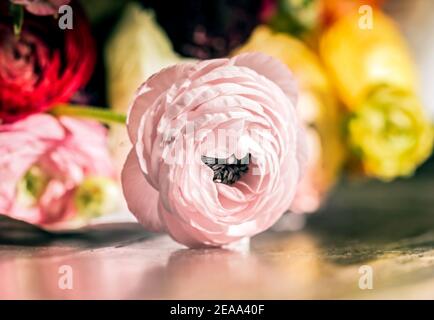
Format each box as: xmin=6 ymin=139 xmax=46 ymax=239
xmin=74 ymin=177 xmax=119 ymax=218
xmin=17 ymin=166 xmax=49 ymax=207
xmin=201 ymin=154 xmax=250 ymax=185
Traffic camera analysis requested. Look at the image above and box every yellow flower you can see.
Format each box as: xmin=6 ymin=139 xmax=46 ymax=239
xmin=348 ymin=86 xmax=434 ymax=180
xmin=234 ymin=26 xmax=346 ymax=212
xmin=320 ymin=10 xmax=418 ymax=110
xmin=320 ymin=10 xmax=433 ymax=180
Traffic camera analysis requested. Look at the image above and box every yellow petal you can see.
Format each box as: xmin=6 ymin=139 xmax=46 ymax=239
xmin=320 ymin=10 xmax=418 ymax=110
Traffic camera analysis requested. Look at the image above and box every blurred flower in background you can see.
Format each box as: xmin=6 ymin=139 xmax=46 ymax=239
xmin=321 ymin=0 xmax=384 ymax=26
xmin=105 ymin=2 xmax=186 ymax=174
xmin=347 ymin=86 xmax=433 ymax=180
xmin=320 ymin=10 xmax=417 ymax=110
xmin=0 ymin=114 xmax=118 ymax=228
xmin=262 ymin=0 xmax=385 ymax=41
xmin=235 ymin=26 xmax=345 ymax=213
xmin=320 ymin=10 xmax=433 ymax=180
xmin=141 ymin=0 xmax=264 ymax=59
xmin=0 ymin=1 xmax=95 ymax=123
xmin=10 ymin=0 xmax=70 ymax=16
xmin=266 ymin=0 xmax=322 ymax=38
xmin=384 ymin=0 xmax=434 ymax=121
xmin=106 ymin=3 xmax=182 ymax=114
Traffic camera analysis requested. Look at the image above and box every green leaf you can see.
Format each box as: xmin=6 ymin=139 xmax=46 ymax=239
xmin=9 ymin=3 xmax=24 ymax=37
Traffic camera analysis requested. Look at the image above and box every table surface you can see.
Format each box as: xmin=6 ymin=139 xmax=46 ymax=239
xmin=1 ymin=170 xmax=434 ymax=300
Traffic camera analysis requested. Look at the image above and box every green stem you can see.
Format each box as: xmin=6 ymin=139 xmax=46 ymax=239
xmin=51 ymin=104 xmax=127 ymax=125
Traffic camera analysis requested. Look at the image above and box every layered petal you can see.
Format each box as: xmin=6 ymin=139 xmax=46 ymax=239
xmin=121 ymin=150 xmax=163 ymax=232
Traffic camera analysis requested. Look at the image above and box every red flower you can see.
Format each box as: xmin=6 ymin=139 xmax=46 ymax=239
xmin=0 ymin=2 xmax=95 ymax=123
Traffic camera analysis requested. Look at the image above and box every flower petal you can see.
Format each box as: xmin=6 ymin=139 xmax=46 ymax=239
xmin=127 ymin=62 xmax=195 ymax=144
xmin=231 ymin=52 xmax=298 ymax=106
xmin=121 ymin=149 xmax=163 ymax=232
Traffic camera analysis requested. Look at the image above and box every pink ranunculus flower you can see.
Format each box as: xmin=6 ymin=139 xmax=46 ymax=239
xmin=0 ymin=114 xmax=116 ymax=227
xmin=10 ymin=0 xmax=70 ymax=16
xmin=122 ymin=52 xmax=307 ymax=247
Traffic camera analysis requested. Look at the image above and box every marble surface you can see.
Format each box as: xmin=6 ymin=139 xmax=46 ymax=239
xmin=1 ymin=174 xmax=434 ymax=299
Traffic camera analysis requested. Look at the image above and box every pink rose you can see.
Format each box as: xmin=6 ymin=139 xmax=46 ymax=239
xmin=122 ymin=53 xmax=307 ymax=247
xmin=0 ymin=114 xmax=115 ymax=226
xmin=10 ymin=0 xmax=71 ymax=16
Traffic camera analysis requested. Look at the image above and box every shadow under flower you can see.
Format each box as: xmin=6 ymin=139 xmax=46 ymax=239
xmin=0 ymin=215 xmax=156 ymax=249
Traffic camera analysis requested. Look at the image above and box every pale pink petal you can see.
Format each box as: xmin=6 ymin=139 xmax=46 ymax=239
xmin=121 ymin=150 xmax=163 ymax=232
xmin=57 ymin=117 xmax=115 ymax=178
xmin=127 ymin=63 xmax=195 ymax=144
xmin=0 ymin=115 xmax=64 ymax=214
xmin=231 ymin=52 xmax=299 ymax=106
